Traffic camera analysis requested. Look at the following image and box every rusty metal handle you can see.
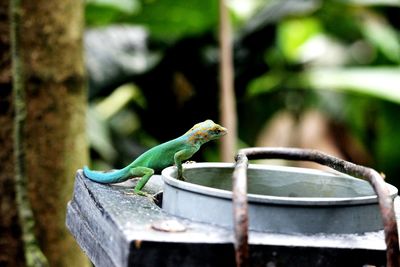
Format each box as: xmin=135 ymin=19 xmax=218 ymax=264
xmin=232 ymin=147 xmax=399 ymax=267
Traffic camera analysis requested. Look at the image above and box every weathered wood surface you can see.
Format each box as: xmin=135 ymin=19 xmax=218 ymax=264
xmin=66 ymin=170 xmax=398 ymax=267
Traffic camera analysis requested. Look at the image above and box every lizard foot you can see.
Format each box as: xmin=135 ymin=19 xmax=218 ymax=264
xmin=177 ymin=175 xmax=187 ymax=181
xmin=124 ymin=190 xmax=157 ymax=202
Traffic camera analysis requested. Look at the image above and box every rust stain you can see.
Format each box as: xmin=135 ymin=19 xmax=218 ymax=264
xmin=134 ymin=239 xmax=142 ymax=249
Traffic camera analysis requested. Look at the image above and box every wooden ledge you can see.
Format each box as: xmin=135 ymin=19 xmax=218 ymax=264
xmin=66 ymin=170 xmax=395 ymax=267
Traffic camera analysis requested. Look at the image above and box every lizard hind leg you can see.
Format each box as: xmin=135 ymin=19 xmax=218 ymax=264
xmin=128 ymin=166 xmax=155 ymax=198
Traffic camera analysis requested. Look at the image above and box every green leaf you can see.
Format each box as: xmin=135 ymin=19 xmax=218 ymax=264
xmin=302 ymin=67 xmax=400 ymax=103
xmin=85 ymin=0 xmax=218 ymax=40
xmin=128 ymin=0 xmax=218 ymax=41
xmin=277 ymin=17 xmax=323 ymax=62
xmin=338 ymin=0 xmax=400 ymax=6
xmin=85 ymin=0 xmax=140 ymax=26
xmin=247 ymin=67 xmax=400 ymax=104
xmin=87 ymin=108 xmax=118 ymax=162
xmin=86 ymin=0 xmax=139 ymax=13
xmin=246 ymin=72 xmax=284 ymax=97
xmin=361 ymin=16 xmax=400 ymax=63
xmin=94 ymin=83 xmax=146 ymax=120
xmin=85 ymin=5 xmax=129 ymax=26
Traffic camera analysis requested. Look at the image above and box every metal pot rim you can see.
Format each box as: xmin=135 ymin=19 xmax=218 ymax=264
xmin=161 ymin=162 xmax=398 ymax=206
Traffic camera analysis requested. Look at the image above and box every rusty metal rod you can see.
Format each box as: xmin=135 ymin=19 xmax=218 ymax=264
xmin=232 ymin=147 xmax=399 ymax=267
xmin=232 ymin=153 xmax=249 ymax=267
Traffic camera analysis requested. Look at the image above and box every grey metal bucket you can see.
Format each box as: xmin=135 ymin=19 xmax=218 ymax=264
xmin=162 ymin=162 xmax=397 ymax=235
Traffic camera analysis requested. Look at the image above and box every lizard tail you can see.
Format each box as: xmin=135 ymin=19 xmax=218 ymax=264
xmin=82 ymin=166 xmax=129 ymax=184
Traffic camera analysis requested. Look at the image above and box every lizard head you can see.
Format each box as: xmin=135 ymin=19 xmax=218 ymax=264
xmin=185 ymin=120 xmax=227 ymax=142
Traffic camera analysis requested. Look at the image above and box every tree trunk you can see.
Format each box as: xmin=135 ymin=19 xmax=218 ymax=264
xmin=0 ymin=0 xmax=89 ymax=266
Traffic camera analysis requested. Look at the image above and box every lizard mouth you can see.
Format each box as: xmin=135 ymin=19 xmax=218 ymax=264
xmin=220 ymin=127 xmax=228 ymax=136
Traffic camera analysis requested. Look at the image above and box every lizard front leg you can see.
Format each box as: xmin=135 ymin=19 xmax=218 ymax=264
xmin=174 ymin=147 xmax=198 ymax=180
xmin=128 ymin=166 xmax=155 ymax=197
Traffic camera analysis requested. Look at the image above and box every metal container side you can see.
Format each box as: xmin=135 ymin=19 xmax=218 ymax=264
xmin=161 ymin=163 xmax=398 ymax=234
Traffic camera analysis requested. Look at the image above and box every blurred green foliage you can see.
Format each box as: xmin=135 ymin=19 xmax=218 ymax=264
xmin=85 ymin=0 xmax=400 ymax=186
xmin=86 ymin=0 xmax=218 ymax=41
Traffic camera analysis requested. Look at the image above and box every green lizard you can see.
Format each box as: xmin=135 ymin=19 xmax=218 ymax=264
xmin=83 ymin=120 xmax=227 ymax=196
